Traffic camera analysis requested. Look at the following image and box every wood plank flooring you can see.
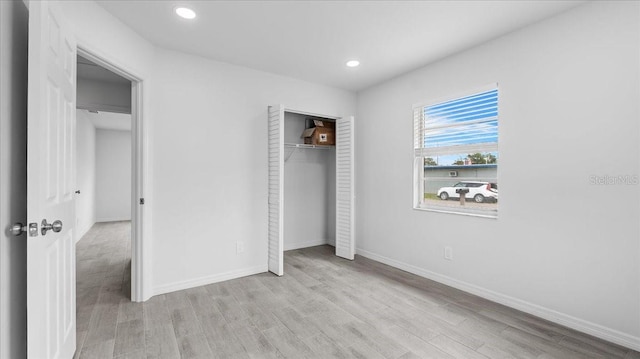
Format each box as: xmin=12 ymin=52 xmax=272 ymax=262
xmin=75 ymin=222 xmax=640 ymax=358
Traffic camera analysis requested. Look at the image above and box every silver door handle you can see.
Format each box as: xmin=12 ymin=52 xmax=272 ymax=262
xmin=10 ymin=223 xmax=27 ymax=236
xmin=10 ymin=222 xmax=38 ymax=237
xmin=41 ymin=219 xmax=62 ymax=235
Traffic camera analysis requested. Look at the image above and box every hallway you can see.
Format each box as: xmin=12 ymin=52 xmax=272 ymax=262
xmin=75 ymin=221 xmax=134 ymax=358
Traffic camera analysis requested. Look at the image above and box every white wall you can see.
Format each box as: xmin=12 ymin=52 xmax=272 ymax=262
xmin=77 ymin=78 xmax=131 ymax=114
xmin=96 ymin=128 xmax=131 ymax=222
xmin=76 ymin=110 xmax=96 ymax=239
xmin=149 ymin=48 xmax=356 ymax=293
xmin=76 ymin=111 xmax=132 ymax=235
xmin=356 ymin=0 xmax=640 ymax=349
xmin=0 ymin=1 xmax=28 ymax=357
xmin=60 ymin=2 xmax=155 ymax=78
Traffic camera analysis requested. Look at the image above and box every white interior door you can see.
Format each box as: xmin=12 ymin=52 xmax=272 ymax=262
xmin=267 ymin=105 xmax=284 ymax=275
xmin=336 ymin=116 xmax=355 ymax=260
xmin=27 ymin=1 xmax=77 ymax=358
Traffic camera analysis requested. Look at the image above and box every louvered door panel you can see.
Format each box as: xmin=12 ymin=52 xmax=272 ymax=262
xmin=335 ymin=116 xmax=355 ymax=260
xmin=267 ymin=105 xmax=284 ymax=275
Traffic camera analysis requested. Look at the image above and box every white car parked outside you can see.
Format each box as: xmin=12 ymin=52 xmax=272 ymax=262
xmin=437 ymin=181 xmax=498 ymax=203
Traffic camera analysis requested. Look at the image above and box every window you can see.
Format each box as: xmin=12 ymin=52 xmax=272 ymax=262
xmin=413 ymin=86 xmax=498 ymax=218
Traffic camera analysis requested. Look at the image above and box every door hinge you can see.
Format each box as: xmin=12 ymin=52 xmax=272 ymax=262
xmin=139 ymin=198 xmax=145 ymax=205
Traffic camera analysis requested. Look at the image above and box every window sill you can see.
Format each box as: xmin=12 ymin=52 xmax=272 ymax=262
xmin=413 ymin=204 xmax=498 ymax=219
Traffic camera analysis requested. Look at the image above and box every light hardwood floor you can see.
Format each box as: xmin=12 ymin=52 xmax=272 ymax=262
xmin=75 ymin=222 xmax=640 ymax=359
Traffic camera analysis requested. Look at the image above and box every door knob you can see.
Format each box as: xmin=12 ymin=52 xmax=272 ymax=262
xmin=41 ymin=219 xmax=62 ymax=235
xmin=10 ymin=222 xmax=38 ymax=237
xmin=10 ymin=223 xmax=26 ymax=236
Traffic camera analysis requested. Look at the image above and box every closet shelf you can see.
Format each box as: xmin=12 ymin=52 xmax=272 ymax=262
xmin=284 ymin=143 xmax=334 ymax=162
xmin=284 ymin=143 xmax=334 ymax=149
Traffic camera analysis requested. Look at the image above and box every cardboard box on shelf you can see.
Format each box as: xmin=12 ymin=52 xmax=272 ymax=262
xmin=301 ymin=120 xmax=335 ymax=146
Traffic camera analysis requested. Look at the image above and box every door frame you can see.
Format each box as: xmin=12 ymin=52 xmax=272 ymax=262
xmin=76 ymin=45 xmax=149 ymax=302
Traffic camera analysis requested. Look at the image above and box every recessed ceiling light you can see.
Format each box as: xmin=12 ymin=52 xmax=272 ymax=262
xmin=346 ymin=60 xmax=360 ymax=68
xmin=175 ymin=7 xmax=196 ymax=20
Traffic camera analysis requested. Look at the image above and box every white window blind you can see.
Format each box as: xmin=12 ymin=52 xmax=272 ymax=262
xmin=414 ymin=88 xmax=498 ymax=158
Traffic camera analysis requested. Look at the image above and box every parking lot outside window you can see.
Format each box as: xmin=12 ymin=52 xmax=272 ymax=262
xmin=413 ymin=85 xmax=498 ymax=218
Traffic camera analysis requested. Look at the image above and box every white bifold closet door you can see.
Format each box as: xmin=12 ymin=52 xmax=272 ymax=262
xmin=335 ymin=116 xmax=355 ymax=260
xmin=267 ymin=105 xmax=284 ymax=276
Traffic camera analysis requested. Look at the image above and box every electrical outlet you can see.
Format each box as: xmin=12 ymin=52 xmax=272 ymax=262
xmin=236 ymin=241 xmax=245 ymax=254
xmin=444 ymin=246 xmax=453 ymax=261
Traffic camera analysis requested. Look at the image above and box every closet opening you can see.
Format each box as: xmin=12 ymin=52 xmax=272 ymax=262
xmin=268 ymin=105 xmax=355 ymax=276
xmin=283 ymin=113 xmax=337 ymax=251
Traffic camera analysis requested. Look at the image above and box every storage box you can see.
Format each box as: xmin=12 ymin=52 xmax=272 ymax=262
xmin=302 ymin=120 xmax=335 ymax=146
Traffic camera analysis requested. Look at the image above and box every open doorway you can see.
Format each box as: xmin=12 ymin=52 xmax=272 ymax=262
xmin=76 ymin=54 xmax=132 ymax=236
xmin=74 ymin=55 xmax=135 ymax=352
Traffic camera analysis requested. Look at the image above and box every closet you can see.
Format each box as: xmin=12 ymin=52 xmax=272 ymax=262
xmin=268 ymin=105 xmax=354 ymax=276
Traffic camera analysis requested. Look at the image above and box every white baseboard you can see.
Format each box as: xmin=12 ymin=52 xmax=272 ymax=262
xmin=284 ymin=239 xmax=329 ymax=251
xmin=152 ymin=265 xmax=267 ymax=297
xmin=96 ymin=217 xmax=131 ymax=223
xmin=356 ymin=248 xmax=640 ymax=352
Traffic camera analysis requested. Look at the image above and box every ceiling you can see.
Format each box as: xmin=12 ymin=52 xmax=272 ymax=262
xmin=95 ymin=1 xmax=584 ymax=92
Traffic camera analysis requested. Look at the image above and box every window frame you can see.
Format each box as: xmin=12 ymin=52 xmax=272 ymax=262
xmin=413 ymin=84 xmax=499 ymax=219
